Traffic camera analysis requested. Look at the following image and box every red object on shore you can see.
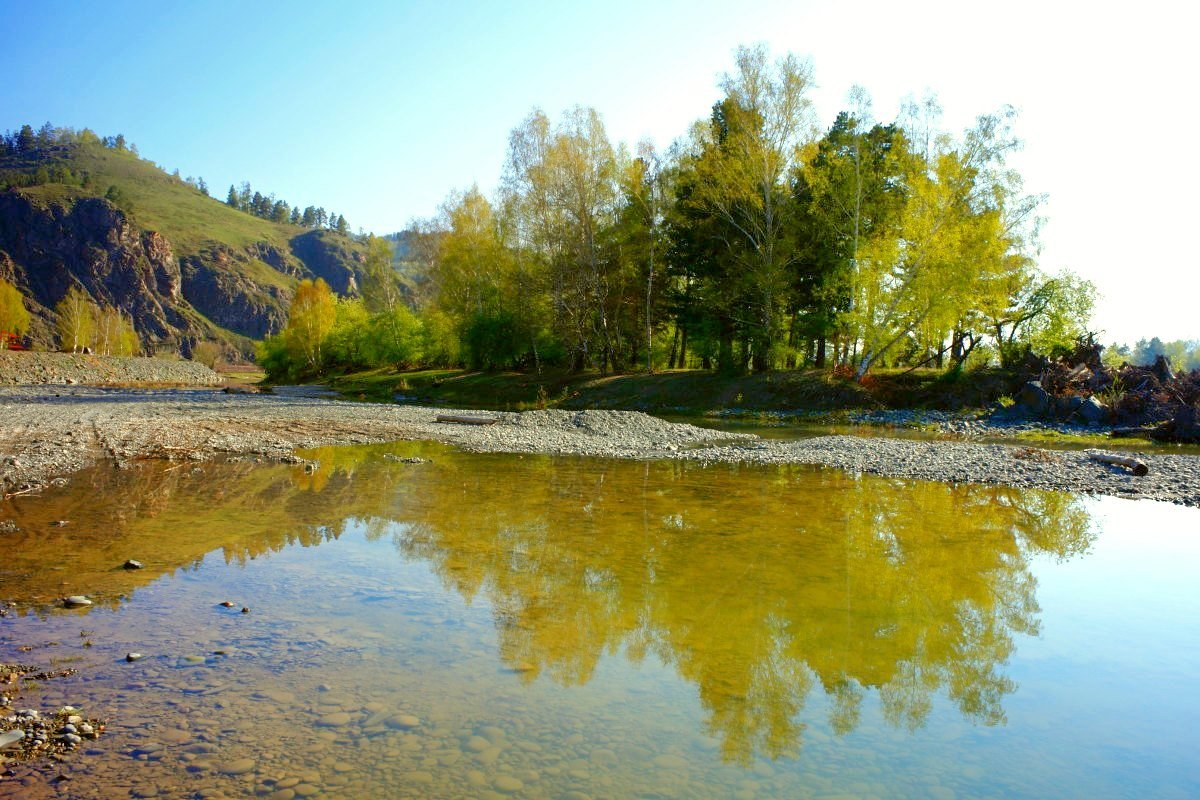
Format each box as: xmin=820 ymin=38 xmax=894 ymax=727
xmin=1 ymin=332 xmax=27 ymax=350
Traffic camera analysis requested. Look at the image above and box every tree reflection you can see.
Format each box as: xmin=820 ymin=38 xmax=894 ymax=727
xmin=386 ymin=456 xmax=1095 ymax=763
xmin=0 ymin=446 xmax=1096 ymax=764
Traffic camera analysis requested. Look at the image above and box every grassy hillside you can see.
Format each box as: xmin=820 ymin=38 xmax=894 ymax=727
xmin=0 ymin=135 xmax=366 ymax=355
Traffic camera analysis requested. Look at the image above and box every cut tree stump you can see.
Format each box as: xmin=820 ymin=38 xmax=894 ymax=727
xmin=435 ymin=414 xmax=498 ymax=426
xmin=1087 ymin=451 xmax=1149 ymax=476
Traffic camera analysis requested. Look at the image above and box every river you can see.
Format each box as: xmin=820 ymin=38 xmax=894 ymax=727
xmin=1 ymin=443 xmax=1197 ymax=798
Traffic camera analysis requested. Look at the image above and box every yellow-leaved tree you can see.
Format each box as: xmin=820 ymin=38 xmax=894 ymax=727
xmin=286 ymin=278 xmax=336 ymax=369
xmin=55 ymin=286 xmax=98 ymax=353
xmin=0 ymin=278 xmax=31 ymax=346
xmin=94 ymin=306 xmax=140 ymax=356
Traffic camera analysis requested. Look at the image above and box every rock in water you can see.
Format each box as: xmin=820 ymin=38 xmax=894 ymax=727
xmin=123 ymin=559 xmax=144 ymax=570
xmin=63 ymin=595 xmax=93 ymax=608
xmin=0 ymin=729 xmax=25 ymax=750
xmin=126 ymin=652 xmax=143 ymax=662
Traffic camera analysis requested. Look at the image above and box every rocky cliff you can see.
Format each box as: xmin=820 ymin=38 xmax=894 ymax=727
xmin=0 ymin=191 xmax=191 ymax=345
xmin=0 ymin=188 xmax=367 ymax=355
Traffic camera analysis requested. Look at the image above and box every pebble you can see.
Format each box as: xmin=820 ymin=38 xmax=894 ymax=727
xmin=0 ymin=730 xmax=25 ymax=749
xmin=494 ymin=775 xmax=524 ymax=793
xmin=123 ymin=559 xmax=144 ymax=570
xmin=219 ymin=757 xmax=256 ymax=775
xmin=316 ymin=712 xmax=352 ymax=727
xmin=62 ymin=595 xmax=92 ymax=607
xmin=126 ymin=652 xmax=144 ymax=662
xmin=387 ymin=714 xmax=420 ymax=730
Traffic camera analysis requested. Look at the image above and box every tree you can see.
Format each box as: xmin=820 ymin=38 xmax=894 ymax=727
xmin=226 ymin=185 xmax=239 ymax=208
xmin=16 ymin=125 xmax=35 ymax=153
xmin=55 ymin=286 xmax=98 ymax=352
xmin=0 ymin=279 xmax=30 ymax=345
xmin=197 ymin=177 xmax=209 ymax=196
xmin=847 ymin=105 xmax=1039 ymax=376
xmin=94 ymin=307 xmax=139 ymax=356
xmin=191 ymin=341 xmax=223 ymax=368
xmin=796 ymin=90 xmax=911 ymax=367
xmin=285 ymin=278 xmax=336 ymax=369
xmin=618 ymin=141 xmax=672 ymax=372
xmin=687 ymin=44 xmax=817 ymax=371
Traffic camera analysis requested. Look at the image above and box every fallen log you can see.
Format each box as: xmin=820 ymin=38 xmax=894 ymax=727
xmin=1087 ymin=451 xmax=1149 ymax=476
xmin=435 ymin=414 xmax=498 ymax=426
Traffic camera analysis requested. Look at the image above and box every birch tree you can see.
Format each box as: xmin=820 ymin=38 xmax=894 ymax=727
xmin=55 ymin=286 xmax=97 ymax=353
xmin=689 ymin=44 xmax=817 ymax=371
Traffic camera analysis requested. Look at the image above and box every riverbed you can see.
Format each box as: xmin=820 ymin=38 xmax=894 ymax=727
xmin=2 ymin=387 xmax=1198 ymax=506
xmin=2 ymin=444 xmax=1198 ymax=798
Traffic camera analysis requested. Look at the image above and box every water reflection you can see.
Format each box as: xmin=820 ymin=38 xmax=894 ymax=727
xmin=0 ymin=445 xmax=1096 ymax=767
xmin=378 ymin=453 xmax=1095 ymax=762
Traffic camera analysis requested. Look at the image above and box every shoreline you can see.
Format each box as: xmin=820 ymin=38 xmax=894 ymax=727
xmin=2 ymin=386 xmax=1198 ymax=507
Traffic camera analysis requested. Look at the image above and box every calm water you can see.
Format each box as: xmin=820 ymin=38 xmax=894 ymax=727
xmin=1 ymin=444 xmax=1197 ymax=799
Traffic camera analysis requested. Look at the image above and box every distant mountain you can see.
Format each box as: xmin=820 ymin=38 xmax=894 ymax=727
xmin=0 ymin=127 xmax=367 ymax=356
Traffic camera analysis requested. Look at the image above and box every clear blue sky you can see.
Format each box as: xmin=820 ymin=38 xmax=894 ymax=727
xmin=2 ymin=0 xmax=1196 ymax=343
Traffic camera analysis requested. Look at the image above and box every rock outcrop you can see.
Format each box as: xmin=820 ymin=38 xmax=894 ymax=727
xmin=0 ymin=192 xmax=189 ymax=346
xmin=0 ymin=189 xmax=367 ymax=354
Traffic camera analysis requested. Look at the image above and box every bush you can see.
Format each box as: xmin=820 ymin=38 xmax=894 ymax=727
xmin=191 ymin=341 xmax=223 ymax=369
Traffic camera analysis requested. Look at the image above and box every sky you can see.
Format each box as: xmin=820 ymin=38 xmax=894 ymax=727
xmin=1 ymin=0 xmax=1196 ymax=344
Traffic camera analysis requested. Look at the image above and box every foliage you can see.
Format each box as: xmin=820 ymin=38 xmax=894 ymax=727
xmin=4 ymin=48 xmax=1105 ymax=380
xmin=0 ymin=278 xmax=30 ymax=343
xmin=191 ymin=340 xmax=224 ymax=368
xmin=55 ymin=286 xmax=98 ymax=352
xmin=284 ymin=278 xmax=336 ymax=369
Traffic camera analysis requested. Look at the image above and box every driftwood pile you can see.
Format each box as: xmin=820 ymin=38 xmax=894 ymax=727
xmin=1016 ymin=342 xmax=1200 ymax=443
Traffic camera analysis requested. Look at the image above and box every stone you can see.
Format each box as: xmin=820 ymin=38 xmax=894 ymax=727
xmin=123 ymin=559 xmax=144 ymax=570
xmin=464 ymin=736 xmax=491 ymax=752
xmin=126 ymin=652 xmax=144 ymax=662
xmin=219 ymin=757 xmax=256 ymax=775
xmin=390 ymin=714 xmax=420 ymax=730
xmin=62 ymin=595 xmax=92 ymax=608
xmin=1018 ymin=380 xmax=1052 ymax=416
xmin=1078 ymin=396 xmax=1108 ymax=424
xmin=316 ymin=712 xmax=352 ymax=727
xmin=0 ymin=730 xmax=24 ymax=750
xmin=494 ymin=775 xmax=524 ymax=793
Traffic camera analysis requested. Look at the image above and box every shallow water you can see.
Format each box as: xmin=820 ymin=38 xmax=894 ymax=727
xmin=1 ymin=444 xmax=1197 ymax=799
xmin=668 ymin=413 xmax=1200 ymax=455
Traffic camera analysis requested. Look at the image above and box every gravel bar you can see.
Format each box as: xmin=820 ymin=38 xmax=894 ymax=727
xmin=2 ymin=387 xmax=1198 ymax=507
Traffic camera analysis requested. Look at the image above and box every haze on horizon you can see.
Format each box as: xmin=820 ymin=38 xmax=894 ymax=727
xmin=1 ymin=0 xmax=1195 ymax=345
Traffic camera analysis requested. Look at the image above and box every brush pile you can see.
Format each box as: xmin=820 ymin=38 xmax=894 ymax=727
xmin=1015 ymin=341 xmax=1200 ymax=442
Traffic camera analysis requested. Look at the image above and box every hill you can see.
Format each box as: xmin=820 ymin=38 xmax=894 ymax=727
xmin=0 ymin=126 xmax=367 ymax=357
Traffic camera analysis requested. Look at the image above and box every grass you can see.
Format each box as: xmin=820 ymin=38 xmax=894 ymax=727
xmin=1010 ymin=429 xmax=1155 ymax=448
xmin=320 ymin=365 xmax=1014 ymax=414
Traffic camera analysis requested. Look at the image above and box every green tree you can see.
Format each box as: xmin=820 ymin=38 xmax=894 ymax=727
xmin=55 ymin=286 xmax=98 ymax=352
xmin=0 ymin=278 xmax=31 ymax=345
xmin=686 ymin=45 xmax=817 ymax=371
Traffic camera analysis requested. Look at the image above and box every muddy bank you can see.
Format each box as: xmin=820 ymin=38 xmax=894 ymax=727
xmin=0 ymin=352 xmax=222 ymax=387
xmin=1 ymin=387 xmax=1197 ymax=507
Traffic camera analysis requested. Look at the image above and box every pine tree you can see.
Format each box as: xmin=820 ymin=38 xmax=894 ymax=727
xmin=226 ymin=185 xmax=239 ymax=208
